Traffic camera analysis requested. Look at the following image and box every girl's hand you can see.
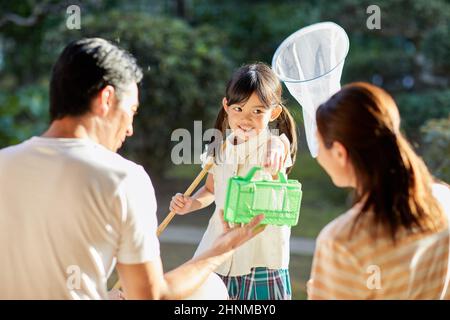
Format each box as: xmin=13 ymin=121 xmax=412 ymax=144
xmin=170 ymin=193 xmax=194 ymax=215
xmin=264 ymin=136 xmax=289 ymax=175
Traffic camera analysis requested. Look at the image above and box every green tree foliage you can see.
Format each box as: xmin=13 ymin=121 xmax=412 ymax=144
xmin=190 ymin=0 xmax=450 ymax=143
xmin=42 ymin=10 xmax=232 ymax=171
xmin=423 ymin=22 xmax=450 ymax=75
xmin=0 ymin=83 xmax=49 ymax=146
xmin=395 ymin=90 xmax=450 ymax=140
xmin=421 ymin=117 xmax=450 ymax=182
xmin=190 ymin=0 xmax=322 ymax=64
xmin=1 ymin=0 xmax=449 ymax=176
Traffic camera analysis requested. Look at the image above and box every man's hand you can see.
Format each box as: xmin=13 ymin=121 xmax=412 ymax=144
xmin=108 ymin=288 xmax=126 ymax=300
xmin=210 ymin=210 xmax=266 ymax=259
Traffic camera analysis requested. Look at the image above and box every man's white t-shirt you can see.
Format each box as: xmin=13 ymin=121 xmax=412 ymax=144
xmin=0 ymin=137 xmax=160 ymax=299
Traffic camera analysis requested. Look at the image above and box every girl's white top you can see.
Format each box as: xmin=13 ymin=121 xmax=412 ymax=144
xmin=194 ymin=129 xmax=293 ymax=276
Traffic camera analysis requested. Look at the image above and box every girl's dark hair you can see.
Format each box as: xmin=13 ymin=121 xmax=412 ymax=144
xmin=213 ymin=63 xmax=297 ymax=172
xmin=316 ymin=82 xmax=445 ymax=242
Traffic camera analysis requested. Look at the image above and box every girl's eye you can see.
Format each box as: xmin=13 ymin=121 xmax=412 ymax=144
xmin=253 ymin=109 xmax=264 ymax=114
xmin=233 ymin=107 xmax=242 ymax=112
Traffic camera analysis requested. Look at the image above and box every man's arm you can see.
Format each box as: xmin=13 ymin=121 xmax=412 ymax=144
xmin=117 ymin=212 xmax=265 ymax=299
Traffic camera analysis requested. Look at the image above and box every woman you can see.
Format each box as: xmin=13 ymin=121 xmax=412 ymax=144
xmin=307 ymin=82 xmax=450 ymax=299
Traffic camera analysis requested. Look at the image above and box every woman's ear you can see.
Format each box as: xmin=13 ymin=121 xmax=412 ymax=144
xmin=331 ymin=141 xmax=348 ymax=168
xmin=270 ymin=105 xmax=283 ymax=121
xmin=222 ymin=97 xmax=229 ymax=113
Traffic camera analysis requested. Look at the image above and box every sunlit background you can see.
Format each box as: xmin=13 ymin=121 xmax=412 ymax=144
xmin=1 ymin=0 xmax=449 ymax=299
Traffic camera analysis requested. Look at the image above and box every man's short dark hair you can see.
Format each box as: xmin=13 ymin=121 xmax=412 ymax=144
xmin=50 ymin=38 xmax=143 ymax=121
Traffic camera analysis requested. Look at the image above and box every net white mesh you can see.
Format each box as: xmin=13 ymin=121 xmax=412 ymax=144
xmin=272 ymin=22 xmax=350 ymax=157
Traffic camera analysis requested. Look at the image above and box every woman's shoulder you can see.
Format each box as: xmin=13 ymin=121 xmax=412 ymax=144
xmin=316 ymin=204 xmax=367 ymax=246
xmin=432 ymin=182 xmax=450 ymax=215
xmin=432 ymin=182 xmax=450 ymax=202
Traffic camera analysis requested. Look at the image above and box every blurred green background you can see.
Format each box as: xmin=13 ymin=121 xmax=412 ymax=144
xmin=1 ymin=0 xmax=449 ymax=299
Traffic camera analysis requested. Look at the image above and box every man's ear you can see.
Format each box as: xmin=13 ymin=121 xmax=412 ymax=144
xmin=92 ymin=85 xmax=115 ymax=117
xmin=270 ymin=105 xmax=283 ymax=121
xmin=222 ymin=97 xmax=229 ymax=113
xmin=331 ymin=141 xmax=348 ymax=167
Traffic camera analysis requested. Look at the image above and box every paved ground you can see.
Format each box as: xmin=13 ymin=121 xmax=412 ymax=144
xmin=113 ymin=176 xmax=317 ymax=299
xmin=157 ymin=242 xmax=312 ymax=300
xmin=107 ymin=226 xmax=315 ymax=299
xmin=107 ymin=174 xmax=317 ymax=299
xmin=159 ymin=225 xmax=316 ymax=255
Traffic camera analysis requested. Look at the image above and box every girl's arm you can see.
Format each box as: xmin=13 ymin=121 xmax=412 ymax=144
xmin=169 ymin=173 xmax=215 ymax=215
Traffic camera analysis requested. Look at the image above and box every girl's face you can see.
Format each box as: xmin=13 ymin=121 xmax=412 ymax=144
xmin=223 ymin=92 xmax=282 ymax=141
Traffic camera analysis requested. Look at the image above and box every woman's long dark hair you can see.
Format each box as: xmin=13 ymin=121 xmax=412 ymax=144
xmin=316 ymin=82 xmax=445 ymax=242
xmin=212 ymin=63 xmax=297 ymax=172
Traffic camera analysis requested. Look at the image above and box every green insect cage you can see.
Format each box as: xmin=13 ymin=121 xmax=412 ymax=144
xmin=223 ymin=166 xmax=302 ymax=226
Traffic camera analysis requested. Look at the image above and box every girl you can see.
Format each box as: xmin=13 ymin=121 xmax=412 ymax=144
xmin=169 ymin=63 xmax=298 ymax=300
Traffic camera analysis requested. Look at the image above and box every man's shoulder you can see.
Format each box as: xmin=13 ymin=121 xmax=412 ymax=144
xmin=90 ymin=145 xmax=139 ymax=171
xmin=0 ymin=138 xmax=149 ymax=185
xmin=77 ymin=143 xmax=148 ymax=184
xmin=0 ymin=140 xmax=28 ymax=155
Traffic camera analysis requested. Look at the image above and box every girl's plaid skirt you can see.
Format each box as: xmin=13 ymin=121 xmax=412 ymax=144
xmin=218 ymin=267 xmax=291 ymax=300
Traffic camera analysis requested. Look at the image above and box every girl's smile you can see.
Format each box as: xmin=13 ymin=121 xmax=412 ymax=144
xmin=223 ymin=92 xmax=281 ymax=141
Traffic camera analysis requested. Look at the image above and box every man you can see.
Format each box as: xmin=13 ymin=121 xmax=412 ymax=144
xmin=0 ymin=38 xmax=264 ymax=299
